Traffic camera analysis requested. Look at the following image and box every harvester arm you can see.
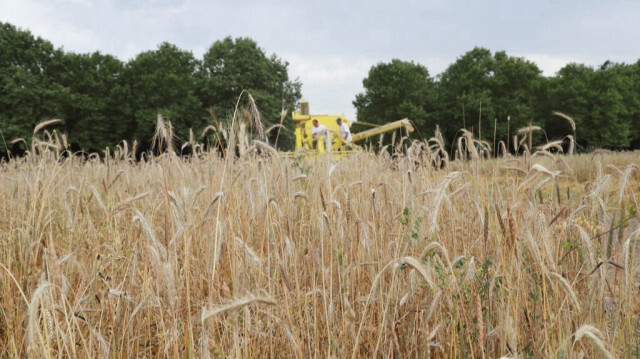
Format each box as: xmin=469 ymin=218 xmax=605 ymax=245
xmin=351 ymin=118 xmax=414 ymax=143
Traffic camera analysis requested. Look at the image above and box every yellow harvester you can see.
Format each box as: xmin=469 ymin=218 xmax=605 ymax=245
xmin=291 ymin=101 xmax=414 ymax=155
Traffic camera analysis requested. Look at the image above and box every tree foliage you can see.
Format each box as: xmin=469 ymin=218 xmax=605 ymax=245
xmin=49 ymin=51 xmax=128 ymax=151
xmin=123 ymin=42 xmax=205 ymax=148
xmin=0 ymin=24 xmax=301 ymax=157
xmin=200 ymin=37 xmax=301 ymax=146
xmin=353 ymin=59 xmax=435 ymax=130
xmin=546 ymin=63 xmax=633 ymax=148
xmin=435 ymin=48 xmax=544 ymax=147
xmin=355 ymin=47 xmax=640 ymax=151
xmin=0 ymin=22 xmax=66 ymax=147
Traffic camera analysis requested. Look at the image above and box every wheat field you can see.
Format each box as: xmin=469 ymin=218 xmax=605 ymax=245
xmin=1 ymin=120 xmax=640 ymax=358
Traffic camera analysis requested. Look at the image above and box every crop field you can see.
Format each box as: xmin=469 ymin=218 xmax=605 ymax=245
xmin=1 ymin=122 xmax=640 ymax=358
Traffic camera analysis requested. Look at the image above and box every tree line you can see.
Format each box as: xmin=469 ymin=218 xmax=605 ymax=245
xmin=355 ymin=48 xmax=640 ymax=151
xmin=2 ymin=21 xmax=640 ymax=159
xmin=0 ymin=22 xmax=301 ymax=157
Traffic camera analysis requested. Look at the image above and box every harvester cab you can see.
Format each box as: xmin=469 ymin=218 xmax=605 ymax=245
xmin=291 ymin=101 xmax=415 ymax=155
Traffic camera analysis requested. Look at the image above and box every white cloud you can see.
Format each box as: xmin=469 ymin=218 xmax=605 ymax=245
xmin=0 ymin=0 xmax=100 ymax=53
xmin=285 ymin=54 xmax=379 ymax=121
xmin=513 ymin=53 xmax=581 ymax=77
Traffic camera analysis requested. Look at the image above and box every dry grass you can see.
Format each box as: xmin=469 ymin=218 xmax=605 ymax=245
xmin=1 ymin=120 xmax=640 ymax=358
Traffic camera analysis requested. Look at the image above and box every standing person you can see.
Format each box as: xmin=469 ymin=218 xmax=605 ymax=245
xmin=311 ymin=119 xmax=327 ymax=139
xmin=336 ymin=117 xmax=352 ymax=142
xmin=310 ymin=119 xmax=328 ymax=150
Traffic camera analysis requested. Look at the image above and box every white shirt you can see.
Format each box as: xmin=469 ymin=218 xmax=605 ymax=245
xmin=339 ymin=122 xmax=352 ymax=142
xmin=311 ymin=124 xmax=327 ymax=138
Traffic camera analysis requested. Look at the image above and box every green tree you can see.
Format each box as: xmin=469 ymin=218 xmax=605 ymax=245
xmin=436 ymin=48 xmax=493 ymax=140
xmin=0 ymin=22 xmax=66 ymax=151
xmin=122 ymin=42 xmax=206 ymax=148
xmin=49 ymin=51 xmax=128 ymax=151
xmin=610 ymin=61 xmax=640 ymax=148
xmin=0 ymin=24 xmax=305 ymax=156
xmin=353 ymin=59 xmax=435 ymax=132
xmin=546 ymin=63 xmax=631 ymax=148
xmin=435 ymin=48 xmax=544 ymax=149
xmin=490 ymin=51 xmax=546 ymax=145
xmin=200 ymin=37 xmax=301 ymax=148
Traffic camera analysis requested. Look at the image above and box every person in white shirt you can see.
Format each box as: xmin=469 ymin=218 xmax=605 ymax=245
xmin=336 ymin=117 xmax=352 ymax=142
xmin=310 ymin=119 xmax=329 ymax=150
xmin=311 ymin=119 xmax=327 ymax=139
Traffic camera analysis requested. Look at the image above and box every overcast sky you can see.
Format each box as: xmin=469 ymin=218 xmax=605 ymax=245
xmin=2 ymin=0 xmax=639 ymax=121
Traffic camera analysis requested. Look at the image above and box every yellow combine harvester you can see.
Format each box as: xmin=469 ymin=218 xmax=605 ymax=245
xmin=291 ymin=101 xmax=414 ymax=155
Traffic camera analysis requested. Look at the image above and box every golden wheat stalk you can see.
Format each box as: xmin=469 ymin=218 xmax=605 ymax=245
xmin=33 ymin=118 xmax=63 ymax=135
xmin=552 ymin=111 xmax=576 ymax=132
xmin=201 ymin=295 xmax=277 ymax=322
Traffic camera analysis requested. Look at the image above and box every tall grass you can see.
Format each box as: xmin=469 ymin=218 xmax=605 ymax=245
xmin=0 ymin=115 xmax=639 ymax=358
